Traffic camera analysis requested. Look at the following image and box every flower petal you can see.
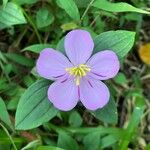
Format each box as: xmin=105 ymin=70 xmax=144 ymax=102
xmin=79 ymin=78 xmax=110 ymax=110
xmin=48 ymin=78 xmax=79 ymax=111
xmin=65 ymin=29 xmax=94 ymax=65
xmin=87 ymin=50 xmax=120 ymax=80
xmin=36 ymin=48 xmax=72 ymax=80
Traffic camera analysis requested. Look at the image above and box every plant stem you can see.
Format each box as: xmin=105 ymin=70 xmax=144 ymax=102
xmin=22 ymin=10 xmax=42 ymax=44
xmin=0 ymin=123 xmax=18 ymax=150
xmin=80 ymin=0 xmax=95 ymax=22
xmin=0 ymin=60 xmax=11 ymax=83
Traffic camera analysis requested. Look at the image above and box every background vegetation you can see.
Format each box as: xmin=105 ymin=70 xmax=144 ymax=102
xmin=0 ymin=0 xmax=150 ymax=150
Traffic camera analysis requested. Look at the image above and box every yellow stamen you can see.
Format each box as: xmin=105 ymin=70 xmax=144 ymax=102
xmin=66 ymin=64 xmax=91 ymax=86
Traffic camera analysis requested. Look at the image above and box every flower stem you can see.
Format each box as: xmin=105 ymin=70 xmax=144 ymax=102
xmin=0 ymin=123 xmax=18 ymax=150
xmin=80 ymin=0 xmax=95 ymax=22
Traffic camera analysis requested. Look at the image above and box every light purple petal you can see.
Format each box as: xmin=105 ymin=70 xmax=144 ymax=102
xmin=79 ymin=78 xmax=110 ymax=110
xmin=86 ymin=50 xmax=120 ymax=80
xmin=36 ymin=48 xmax=72 ymax=80
xmin=65 ymin=29 xmax=94 ymax=65
xmin=48 ymin=78 xmax=79 ymax=111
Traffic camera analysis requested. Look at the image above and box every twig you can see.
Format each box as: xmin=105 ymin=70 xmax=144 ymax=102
xmin=80 ymin=0 xmax=95 ymax=22
xmin=0 ymin=123 xmax=18 ymax=150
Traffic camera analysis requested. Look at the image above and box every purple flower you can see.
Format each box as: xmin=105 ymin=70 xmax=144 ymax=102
xmin=36 ymin=30 xmax=120 ymax=111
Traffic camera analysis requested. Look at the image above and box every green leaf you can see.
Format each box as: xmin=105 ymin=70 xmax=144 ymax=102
xmin=16 ymin=0 xmax=39 ymax=5
xmin=113 ymin=73 xmax=127 ymax=85
xmin=0 ymin=97 xmax=13 ymax=130
xmin=2 ymin=0 xmax=8 ymax=8
xmin=15 ymin=79 xmax=58 ymax=130
xmin=92 ymin=98 xmax=118 ymax=124
xmin=56 ymin=38 xmax=65 ymax=54
xmin=119 ymin=95 xmax=145 ymax=149
xmin=0 ymin=2 xmax=26 ymax=29
xmin=57 ymin=0 xmax=80 ymax=21
xmin=57 ymin=131 xmax=79 ymax=150
xmin=93 ymin=0 xmax=150 ymax=14
xmin=37 ymin=146 xmax=65 ymax=150
xmin=21 ymin=140 xmax=40 ymax=150
xmin=94 ymin=30 xmax=135 ymax=59
xmin=100 ymin=135 xmax=119 ymax=149
xmin=83 ymin=132 xmax=100 ymax=150
xmin=69 ymin=111 xmax=83 ymax=127
xmin=74 ymin=0 xmax=91 ymax=8
xmin=36 ymin=7 xmax=54 ymax=28
xmin=22 ymin=44 xmax=54 ymax=53
xmin=5 ymin=53 xmax=34 ymax=67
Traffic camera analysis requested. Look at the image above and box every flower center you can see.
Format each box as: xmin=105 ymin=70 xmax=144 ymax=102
xmin=66 ymin=64 xmax=91 ymax=86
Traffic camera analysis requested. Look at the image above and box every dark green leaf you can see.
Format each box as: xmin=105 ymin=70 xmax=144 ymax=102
xmin=57 ymin=0 xmax=80 ymax=20
xmin=5 ymin=53 xmax=34 ymax=67
xmin=94 ymin=30 xmax=135 ymax=59
xmin=15 ymin=79 xmax=58 ymax=130
xmin=0 ymin=97 xmax=13 ymax=130
xmin=93 ymin=0 xmax=150 ymax=14
xmin=69 ymin=111 xmax=83 ymax=127
xmin=83 ymin=132 xmax=100 ymax=150
xmin=56 ymin=38 xmax=65 ymax=54
xmin=36 ymin=7 xmax=54 ymax=28
xmin=92 ymin=98 xmax=118 ymax=124
xmin=57 ymin=131 xmax=79 ymax=150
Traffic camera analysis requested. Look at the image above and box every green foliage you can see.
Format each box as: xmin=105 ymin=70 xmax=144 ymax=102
xmin=37 ymin=146 xmax=65 ymax=150
xmin=15 ymin=79 xmax=58 ymax=130
xmin=5 ymin=53 xmax=35 ymax=67
xmin=23 ymin=44 xmax=54 ymax=53
xmin=2 ymin=0 xmax=8 ymax=8
xmin=114 ymin=73 xmax=127 ymax=85
xmin=36 ymin=7 xmax=54 ymax=29
xmin=119 ymin=95 xmax=145 ymax=150
xmin=0 ymin=98 xmax=13 ymax=130
xmin=0 ymin=2 xmax=26 ymax=29
xmin=83 ymin=132 xmax=100 ymax=150
xmin=0 ymin=0 xmax=149 ymax=149
xmin=16 ymin=0 xmax=39 ymax=5
xmin=69 ymin=111 xmax=83 ymax=127
xmin=56 ymin=0 xmax=80 ymax=21
xmin=94 ymin=30 xmax=135 ymax=59
xmin=57 ymin=131 xmax=79 ymax=150
xmin=92 ymin=98 xmax=118 ymax=124
xmin=93 ymin=0 xmax=150 ymax=14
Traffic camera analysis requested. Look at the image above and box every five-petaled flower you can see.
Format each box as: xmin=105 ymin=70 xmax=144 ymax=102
xmin=36 ymin=30 xmax=120 ymax=111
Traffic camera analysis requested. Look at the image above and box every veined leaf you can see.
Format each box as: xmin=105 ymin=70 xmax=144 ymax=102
xmin=93 ymin=0 xmax=150 ymax=14
xmin=15 ymin=79 xmax=58 ymax=130
xmin=57 ymin=0 xmax=80 ymax=21
xmin=0 ymin=2 xmax=26 ymax=29
xmin=94 ymin=30 xmax=135 ymax=59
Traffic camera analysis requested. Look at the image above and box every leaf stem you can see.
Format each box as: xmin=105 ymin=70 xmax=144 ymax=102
xmin=22 ymin=10 xmax=42 ymax=44
xmin=0 ymin=123 xmax=18 ymax=150
xmin=80 ymin=0 xmax=95 ymax=22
